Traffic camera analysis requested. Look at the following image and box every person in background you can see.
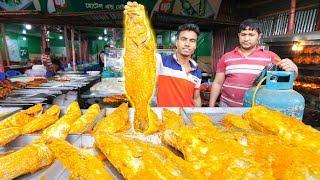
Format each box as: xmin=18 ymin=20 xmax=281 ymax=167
xmin=156 ymin=23 xmax=202 ymax=107
xmin=41 ymin=47 xmax=54 ymax=72
xmin=209 ymin=18 xmax=298 ymax=107
xmin=98 ymin=50 xmax=105 ymax=71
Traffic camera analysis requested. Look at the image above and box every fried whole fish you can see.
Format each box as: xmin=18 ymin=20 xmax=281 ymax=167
xmin=123 ymin=2 xmax=159 ymax=134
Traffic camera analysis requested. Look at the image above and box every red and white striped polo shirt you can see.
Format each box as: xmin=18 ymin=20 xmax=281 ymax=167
xmin=216 ymin=46 xmax=278 ymax=107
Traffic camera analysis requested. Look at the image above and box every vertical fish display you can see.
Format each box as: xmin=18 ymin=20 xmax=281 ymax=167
xmin=123 ymin=2 xmax=159 ymax=134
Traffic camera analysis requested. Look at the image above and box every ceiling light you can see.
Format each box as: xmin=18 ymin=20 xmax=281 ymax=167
xmin=59 ymin=35 xmax=63 ymax=40
xmin=98 ymin=36 xmax=103 ymax=40
xmin=104 ymin=28 xmax=107 ymax=35
xmin=46 ymin=30 xmax=50 ymax=35
xmin=46 ymin=38 xmax=50 ymax=42
xmin=22 ymin=29 xmax=26 ymax=34
xmin=22 ymin=37 xmax=27 ymax=41
xmin=25 ymin=24 xmax=32 ymax=30
xmin=104 ymin=37 xmax=108 ymax=41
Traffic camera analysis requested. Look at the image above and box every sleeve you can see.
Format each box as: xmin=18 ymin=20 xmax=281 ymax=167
xmin=194 ymin=69 xmax=202 ymax=89
xmin=269 ymin=51 xmax=281 ymax=63
xmin=156 ymin=53 xmax=162 ymax=76
xmin=216 ymin=55 xmax=226 ymax=73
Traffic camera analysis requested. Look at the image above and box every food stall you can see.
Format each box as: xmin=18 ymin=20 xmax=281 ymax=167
xmin=0 ymin=0 xmax=319 ymax=179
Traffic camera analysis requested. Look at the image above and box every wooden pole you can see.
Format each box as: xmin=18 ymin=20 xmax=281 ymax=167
xmin=0 ymin=47 xmax=5 ymax=72
xmin=78 ymin=31 xmax=82 ymax=62
xmin=71 ymin=26 xmax=76 ymax=71
xmin=41 ymin=25 xmax=46 ymax=54
xmin=1 ymin=24 xmax=10 ymax=67
xmin=287 ymin=0 xmax=296 ymax=35
xmin=64 ymin=25 xmax=70 ymax=64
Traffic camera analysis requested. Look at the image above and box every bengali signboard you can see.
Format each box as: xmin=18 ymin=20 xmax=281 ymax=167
xmin=45 ymin=0 xmax=158 ymax=14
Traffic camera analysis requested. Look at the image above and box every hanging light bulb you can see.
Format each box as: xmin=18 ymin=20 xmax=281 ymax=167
xmin=22 ymin=36 xmax=27 ymax=41
xmin=22 ymin=29 xmax=26 ymax=34
xmin=104 ymin=28 xmax=107 ymax=35
xmin=104 ymin=37 xmax=108 ymax=41
xmin=59 ymin=35 xmax=63 ymax=40
xmin=46 ymin=38 xmax=50 ymax=42
xmin=25 ymin=24 xmax=32 ymax=30
xmin=98 ymin=36 xmax=103 ymax=40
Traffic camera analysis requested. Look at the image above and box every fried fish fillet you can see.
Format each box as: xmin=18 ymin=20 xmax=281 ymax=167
xmin=0 ymin=104 xmax=43 ymax=130
xmin=243 ymin=106 xmax=320 ymax=151
xmin=221 ymin=114 xmax=251 ymax=129
xmin=95 ymin=132 xmax=203 ymax=179
xmin=41 ymin=102 xmax=81 ymax=140
xmin=0 ymin=127 xmax=21 ymax=147
xmin=93 ymin=103 xmax=130 ymax=134
xmin=48 ymin=138 xmax=113 ymax=180
xmin=0 ymin=139 xmax=54 ymax=180
xmin=160 ymin=109 xmax=185 ymax=131
xmin=123 ymin=2 xmax=159 ymax=134
xmin=70 ymin=103 xmax=100 ymax=134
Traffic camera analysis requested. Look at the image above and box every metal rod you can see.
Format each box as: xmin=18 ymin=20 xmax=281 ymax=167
xmin=0 ymin=23 xmax=10 ymax=66
xmin=71 ymin=26 xmax=76 ymax=71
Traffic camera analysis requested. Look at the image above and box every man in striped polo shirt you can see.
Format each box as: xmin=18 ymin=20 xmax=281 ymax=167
xmin=156 ymin=23 xmax=202 ymax=107
xmin=41 ymin=47 xmax=54 ymax=72
xmin=209 ymin=19 xmax=298 ymax=107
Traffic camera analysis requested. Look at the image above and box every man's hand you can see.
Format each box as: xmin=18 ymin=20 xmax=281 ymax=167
xmin=276 ymin=58 xmax=299 ymax=78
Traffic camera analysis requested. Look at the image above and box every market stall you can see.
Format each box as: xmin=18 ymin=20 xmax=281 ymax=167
xmin=0 ymin=0 xmax=319 ymax=179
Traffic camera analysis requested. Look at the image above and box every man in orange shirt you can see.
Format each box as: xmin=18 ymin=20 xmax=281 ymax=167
xmin=156 ymin=23 xmax=202 ymax=107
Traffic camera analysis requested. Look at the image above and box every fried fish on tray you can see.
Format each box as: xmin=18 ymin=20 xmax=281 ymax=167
xmin=48 ymin=138 xmax=113 ymax=180
xmin=243 ymin=106 xmax=320 ymax=151
xmin=0 ymin=103 xmax=43 ymax=130
xmin=22 ymin=105 xmax=60 ymax=134
xmin=123 ymin=2 xmax=159 ymax=134
xmin=70 ymin=103 xmax=100 ymax=134
xmin=0 ymin=139 xmax=54 ymax=180
xmin=41 ymin=101 xmax=81 ymax=140
xmin=95 ymin=132 xmax=203 ymax=180
xmin=0 ymin=127 xmax=21 ymax=147
xmin=93 ymin=103 xmax=130 ymax=134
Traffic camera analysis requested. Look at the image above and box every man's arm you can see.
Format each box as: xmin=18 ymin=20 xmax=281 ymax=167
xmin=193 ymin=89 xmax=201 ymax=107
xmin=209 ymin=72 xmax=225 ymax=107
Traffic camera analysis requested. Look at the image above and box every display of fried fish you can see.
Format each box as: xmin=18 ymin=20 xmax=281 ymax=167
xmin=93 ymin=103 xmax=130 ymax=134
xmin=22 ymin=105 xmax=60 ymax=134
xmin=41 ymin=102 xmax=81 ymax=140
xmin=48 ymin=138 xmax=113 ymax=180
xmin=0 ymin=104 xmax=43 ymax=130
xmin=123 ymin=2 xmax=160 ymax=134
xmin=160 ymin=109 xmax=185 ymax=131
xmin=221 ymin=114 xmax=251 ymax=129
xmin=243 ymin=106 xmax=320 ymax=151
xmin=70 ymin=104 xmax=100 ymax=134
xmin=0 ymin=139 xmax=54 ymax=180
xmin=95 ymin=132 xmax=203 ymax=179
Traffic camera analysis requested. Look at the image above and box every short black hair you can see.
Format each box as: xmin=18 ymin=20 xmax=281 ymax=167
xmin=177 ymin=23 xmax=200 ymax=38
xmin=45 ymin=47 xmax=51 ymax=53
xmin=239 ymin=19 xmax=262 ymax=34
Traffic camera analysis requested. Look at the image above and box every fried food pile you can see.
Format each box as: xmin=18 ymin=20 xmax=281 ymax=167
xmin=123 ymin=1 xmax=159 ymax=134
xmin=162 ymin=106 xmax=320 ymax=179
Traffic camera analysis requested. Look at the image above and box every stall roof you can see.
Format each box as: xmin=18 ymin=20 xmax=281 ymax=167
xmin=0 ymin=10 xmax=238 ymax=31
